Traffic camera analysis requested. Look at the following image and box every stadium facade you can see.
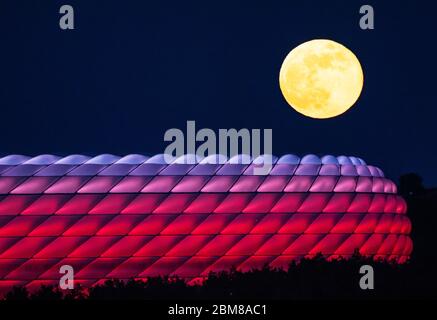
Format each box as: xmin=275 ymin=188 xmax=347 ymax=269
xmin=0 ymin=153 xmax=412 ymax=294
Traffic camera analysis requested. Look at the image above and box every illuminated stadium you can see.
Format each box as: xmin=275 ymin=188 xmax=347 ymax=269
xmin=0 ymin=153 xmax=412 ymax=294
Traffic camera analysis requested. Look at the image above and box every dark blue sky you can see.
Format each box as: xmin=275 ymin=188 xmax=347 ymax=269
xmin=0 ymin=0 xmax=436 ymax=185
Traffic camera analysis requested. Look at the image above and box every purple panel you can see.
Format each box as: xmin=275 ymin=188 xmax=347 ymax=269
xmin=340 ymin=165 xmax=358 ymax=176
xmin=216 ymin=164 xmax=248 ymax=175
xmin=294 ymin=164 xmax=320 ymax=176
xmin=172 ymin=176 xmax=210 ymax=193
xmin=0 ymin=155 xmax=30 ymax=165
xmin=86 ymin=154 xmax=120 ymax=164
xmin=2 ymin=165 xmax=44 ymax=177
xmin=45 ymin=176 xmax=91 ymax=194
xmin=319 ymin=164 xmax=340 ymax=176
xmin=115 ymin=154 xmax=148 ymax=164
xmin=110 ymin=176 xmax=152 ymax=193
xmin=67 ymin=164 xmax=107 ymax=176
xmin=201 ymin=176 xmax=238 ymax=193
xmin=78 ymin=176 xmax=122 ymax=193
xmin=0 ymin=166 xmax=13 ymax=175
xmin=35 ymin=164 xmax=77 ymax=176
xmin=300 ymin=154 xmax=321 ymax=164
xmin=269 ymin=164 xmax=297 ymax=175
xmin=337 ymin=156 xmax=353 ymax=165
xmin=24 ymin=155 xmax=60 ymax=165
xmin=321 ymin=155 xmax=339 ymax=164
xmin=159 ymin=164 xmax=194 ymax=176
xmin=229 ymin=176 xmax=264 ymax=192
xmin=368 ymin=166 xmax=381 ymax=177
xmin=55 ymin=155 xmax=90 ymax=165
xmin=129 ymin=164 xmax=166 ymax=176
xmin=277 ymin=154 xmax=300 ymax=164
xmin=257 ymin=176 xmax=290 ymax=192
xmin=188 ymin=164 xmax=222 ymax=175
xmin=356 ymin=165 xmax=372 ymax=176
xmin=98 ymin=164 xmax=138 ymax=176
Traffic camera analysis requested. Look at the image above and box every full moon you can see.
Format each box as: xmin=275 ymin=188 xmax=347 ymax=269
xmin=279 ymin=39 xmax=364 ymax=119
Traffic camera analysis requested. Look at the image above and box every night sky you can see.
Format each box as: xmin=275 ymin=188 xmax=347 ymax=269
xmin=0 ymin=0 xmax=436 ymax=185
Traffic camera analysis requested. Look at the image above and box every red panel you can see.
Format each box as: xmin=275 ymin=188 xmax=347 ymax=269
xmin=191 ymin=214 xmax=235 ymax=235
xmin=201 ymin=256 xmax=247 ymax=275
xmin=238 ymin=256 xmax=275 ymax=272
xmin=250 ymin=214 xmax=289 ymax=234
xmin=196 ymin=235 xmax=243 ymax=256
xmin=21 ymin=195 xmax=71 ymax=215
xmin=213 ymin=193 xmax=253 ymax=213
xmin=0 ymin=195 xmax=37 ymax=215
xmin=309 ymin=234 xmax=348 ymax=255
xmin=110 ymin=176 xmax=151 ymax=193
xmin=255 ymin=234 xmax=298 ymax=255
xmin=153 ymin=194 xmax=196 ymax=214
xmin=396 ymin=197 xmax=407 ymax=214
xmin=282 ymin=234 xmax=325 ymax=255
xmin=0 ymin=215 xmax=47 ymax=236
xmin=229 ymin=176 xmax=264 ymax=192
xmin=76 ymin=258 xmax=125 ymax=279
xmin=129 ymin=215 xmax=176 ymax=235
xmin=106 ymin=257 xmax=157 ymax=278
xmin=34 ymin=236 xmax=88 ymax=258
xmin=323 ymin=193 xmax=353 ymax=213
xmin=96 ymin=215 xmax=144 ymax=235
xmin=101 ymin=236 xmax=152 ymax=257
xmin=243 ymin=193 xmax=281 ymax=213
xmin=183 ymin=194 xmax=225 ymax=214
xmin=375 ymin=214 xmax=394 ymax=233
xmin=225 ymin=234 xmax=270 ymax=255
xmin=305 ymin=214 xmax=341 ymax=233
xmin=28 ymin=216 xmax=80 ymax=236
xmin=78 ymin=176 xmax=121 ymax=193
xmin=284 ymin=176 xmax=315 ymax=192
xmin=270 ymin=193 xmax=305 ymax=213
xmin=201 ymin=175 xmax=238 ymax=192
xmin=309 ymin=176 xmax=337 ymax=192
xmin=141 ymin=176 xmax=181 ymax=193
xmin=297 ymin=193 xmax=331 ymax=213
xmin=390 ymin=215 xmax=404 ymax=233
xmin=11 ymin=177 xmax=58 ymax=194
xmin=221 ymin=214 xmax=264 ymax=234
xmin=166 ymin=235 xmax=213 ymax=256
xmin=172 ymin=176 xmax=209 ymax=193
xmin=330 ymin=214 xmax=363 ymax=233
xmin=0 ymin=259 xmax=26 ymax=278
xmin=89 ymin=194 xmax=135 ymax=214
xmin=44 ymin=176 xmax=90 ymax=194
xmin=360 ymin=234 xmax=385 ymax=255
xmin=269 ymin=256 xmax=299 ymax=270
xmin=139 ymin=257 xmax=187 ymax=277
xmin=133 ymin=236 xmax=183 ymax=256
xmin=347 ymin=194 xmax=372 ymax=213
xmin=121 ymin=194 xmax=166 ymax=214
xmin=257 ymin=176 xmax=290 ymax=192
xmin=68 ymin=236 xmax=121 ymax=258
xmin=173 ymin=257 xmax=217 ymax=278
xmin=0 ymin=238 xmax=20 ymax=255
xmin=160 ymin=215 xmax=207 ymax=235
xmin=334 ymin=234 xmax=369 ymax=255
xmin=38 ymin=258 xmax=93 ymax=279
xmin=368 ymin=194 xmax=386 ymax=213
xmin=5 ymin=259 xmax=59 ymax=280
xmin=0 ymin=237 xmax=54 ymax=258
xmin=278 ymin=214 xmax=317 ymax=234
xmin=63 ymin=215 xmax=113 ymax=236
xmin=376 ymin=234 xmax=398 ymax=255
xmin=56 ymin=194 xmax=104 ymax=215
xmin=355 ymin=214 xmax=380 ymax=233
xmin=384 ymin=195 xmax=398 ymax=213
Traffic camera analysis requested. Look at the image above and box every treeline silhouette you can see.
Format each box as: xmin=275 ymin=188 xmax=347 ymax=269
xmin=2 ymin=173 xmax=436 ymax=300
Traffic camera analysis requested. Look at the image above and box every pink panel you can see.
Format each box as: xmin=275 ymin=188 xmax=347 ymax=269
xmin=11 ymin=177 xmax=58 ymax=194
xmin=0 ymin=195 xmax=37 ymax=215
xmin=110 ymin=176 xmax=151 ymax=193
xmin=28 ymin=216 xmax=80 ymax=236
xmin=89 ymin=194 xmax=135 ymax=214
xmin=309 ymin=176 xmax=337 ymax=192
xmin=68 ymin=236 xmax=121 ymax=258
xmin=329 ymin=214 xmax=363 ymax=233
xmin=238 ymin=256 xmax=275 ymax=272
xmin=355 ymin=177 xmax=373 ymax=192
xmin=44 ymin=176 xmax=90 ymax=194
xmin=229 ymin=176 xmax=264 ymax=192
xmin=221 ymin=214 xmax=264 ymax=234
xmin=160 ymin=215 xmax=207 ymax=235
xmin=334 ymin=234 xmax=370 ymax=255
xmin=63 ymin=215 xmax=113 ymax=236
xmin=213 ymin=193 xmax=253 ymax=213
xmin=305 ymin=214 xmax=341 ymax=233
xmin=201 ymin=256 xmax=247 ymax=275
xmin=141 ymin=176 xmax=181 ymax=193
xmin=375 ymin=214 xmax=394 ymax=233
xmin=129 ymin=215 xmax=176 ymax=235
xmin=34 ymin=237 xmax=88 ymax=258
xmin=121 ymin=194 xmax=166 ymax=214
xmin=355 ymin=214 xmax=380 ymax=233
xmin=173 ymin=256 xmax=217 ymax=278
xmin=76 ymin=258 xmax=125 ymax=279
xmin=270 ymin=193 xmax=306 ymax=213
xmin=171 ymin=176 xmax=209 ymax=193
xmin=196 ymin=235 xmax=242 ymax=256
xmin=56 ymin=194 xmax=104 ymax=215
xmin=0 ymin=237 xmax=53 ymax=258
xmin=323 ymin=193 xmax=353 ymax=213
xmin=225 ymin=235 xmax=270 ymax=255
xmin=191 ymin=214 xmax=235 ymax=234
xmin=360 ymin=234 xmax=385 ymax=255
xmin=278 ymin=214 xmax=316 ymax=234
xmin=243 ymin=193 xmax=281 ymax=213
xmin=0 ymin=215 xmax=47 ymax=236
xmin=284 ymin=176 xmax=315 ymax=192
xmin=21 ymin=195 xmax=71 ymax=215
xmin=257 ymin=176 xmax=290 ymax=192
xmin=334 ymin=177 xmax=357 ymax=192
xmin=368 ymin=194 xmax=386 ymax=213
xmin=282 ymin=234 xmax=324 ymax=255
xmin=166 ymin=235 xmax=212 ymax=256
xmin=309 ymin=234 xmax=349 ymax=255
xmin=139 ymin=257 xmax=187 ymax=277
xmin=201 ymin=176 xmax=238 ymax=193
xmin=0 ymin=177 xmax=25 ymax=194
xmin=250 ymin=214 xmax=289 ymax=234
xmin=297 ymin=193 xmax=331 ymax=213
xmin=372 ymin=178 xmax=385 ymax=193
xmin=5 ymin=259 xmax=59 ymax=280
xmin=347 ymin=194 xmax=372 ymax=213
xmin=96 ymin=215 xmax=144 ymax=235
xmin=153 ymin=194 xmax=196 ymax=214
xmin=255 ymin=234 xmax=298 ymax=255
xmin=78 ymin=176 xmax=121 ymax=193
xmin=183 ymin=194 xmax=226 ymax=214
xmin=134 ymin=236 xmax=183 ymax=257
xmin=106 ymin=257 xmax=157 ymax=278
xmin=101 ymin=236 xmax=152 ymax=257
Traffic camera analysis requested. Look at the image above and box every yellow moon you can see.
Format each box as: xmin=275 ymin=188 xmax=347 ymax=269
xmin=279 ymin=39 xmax=364 ymax=119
